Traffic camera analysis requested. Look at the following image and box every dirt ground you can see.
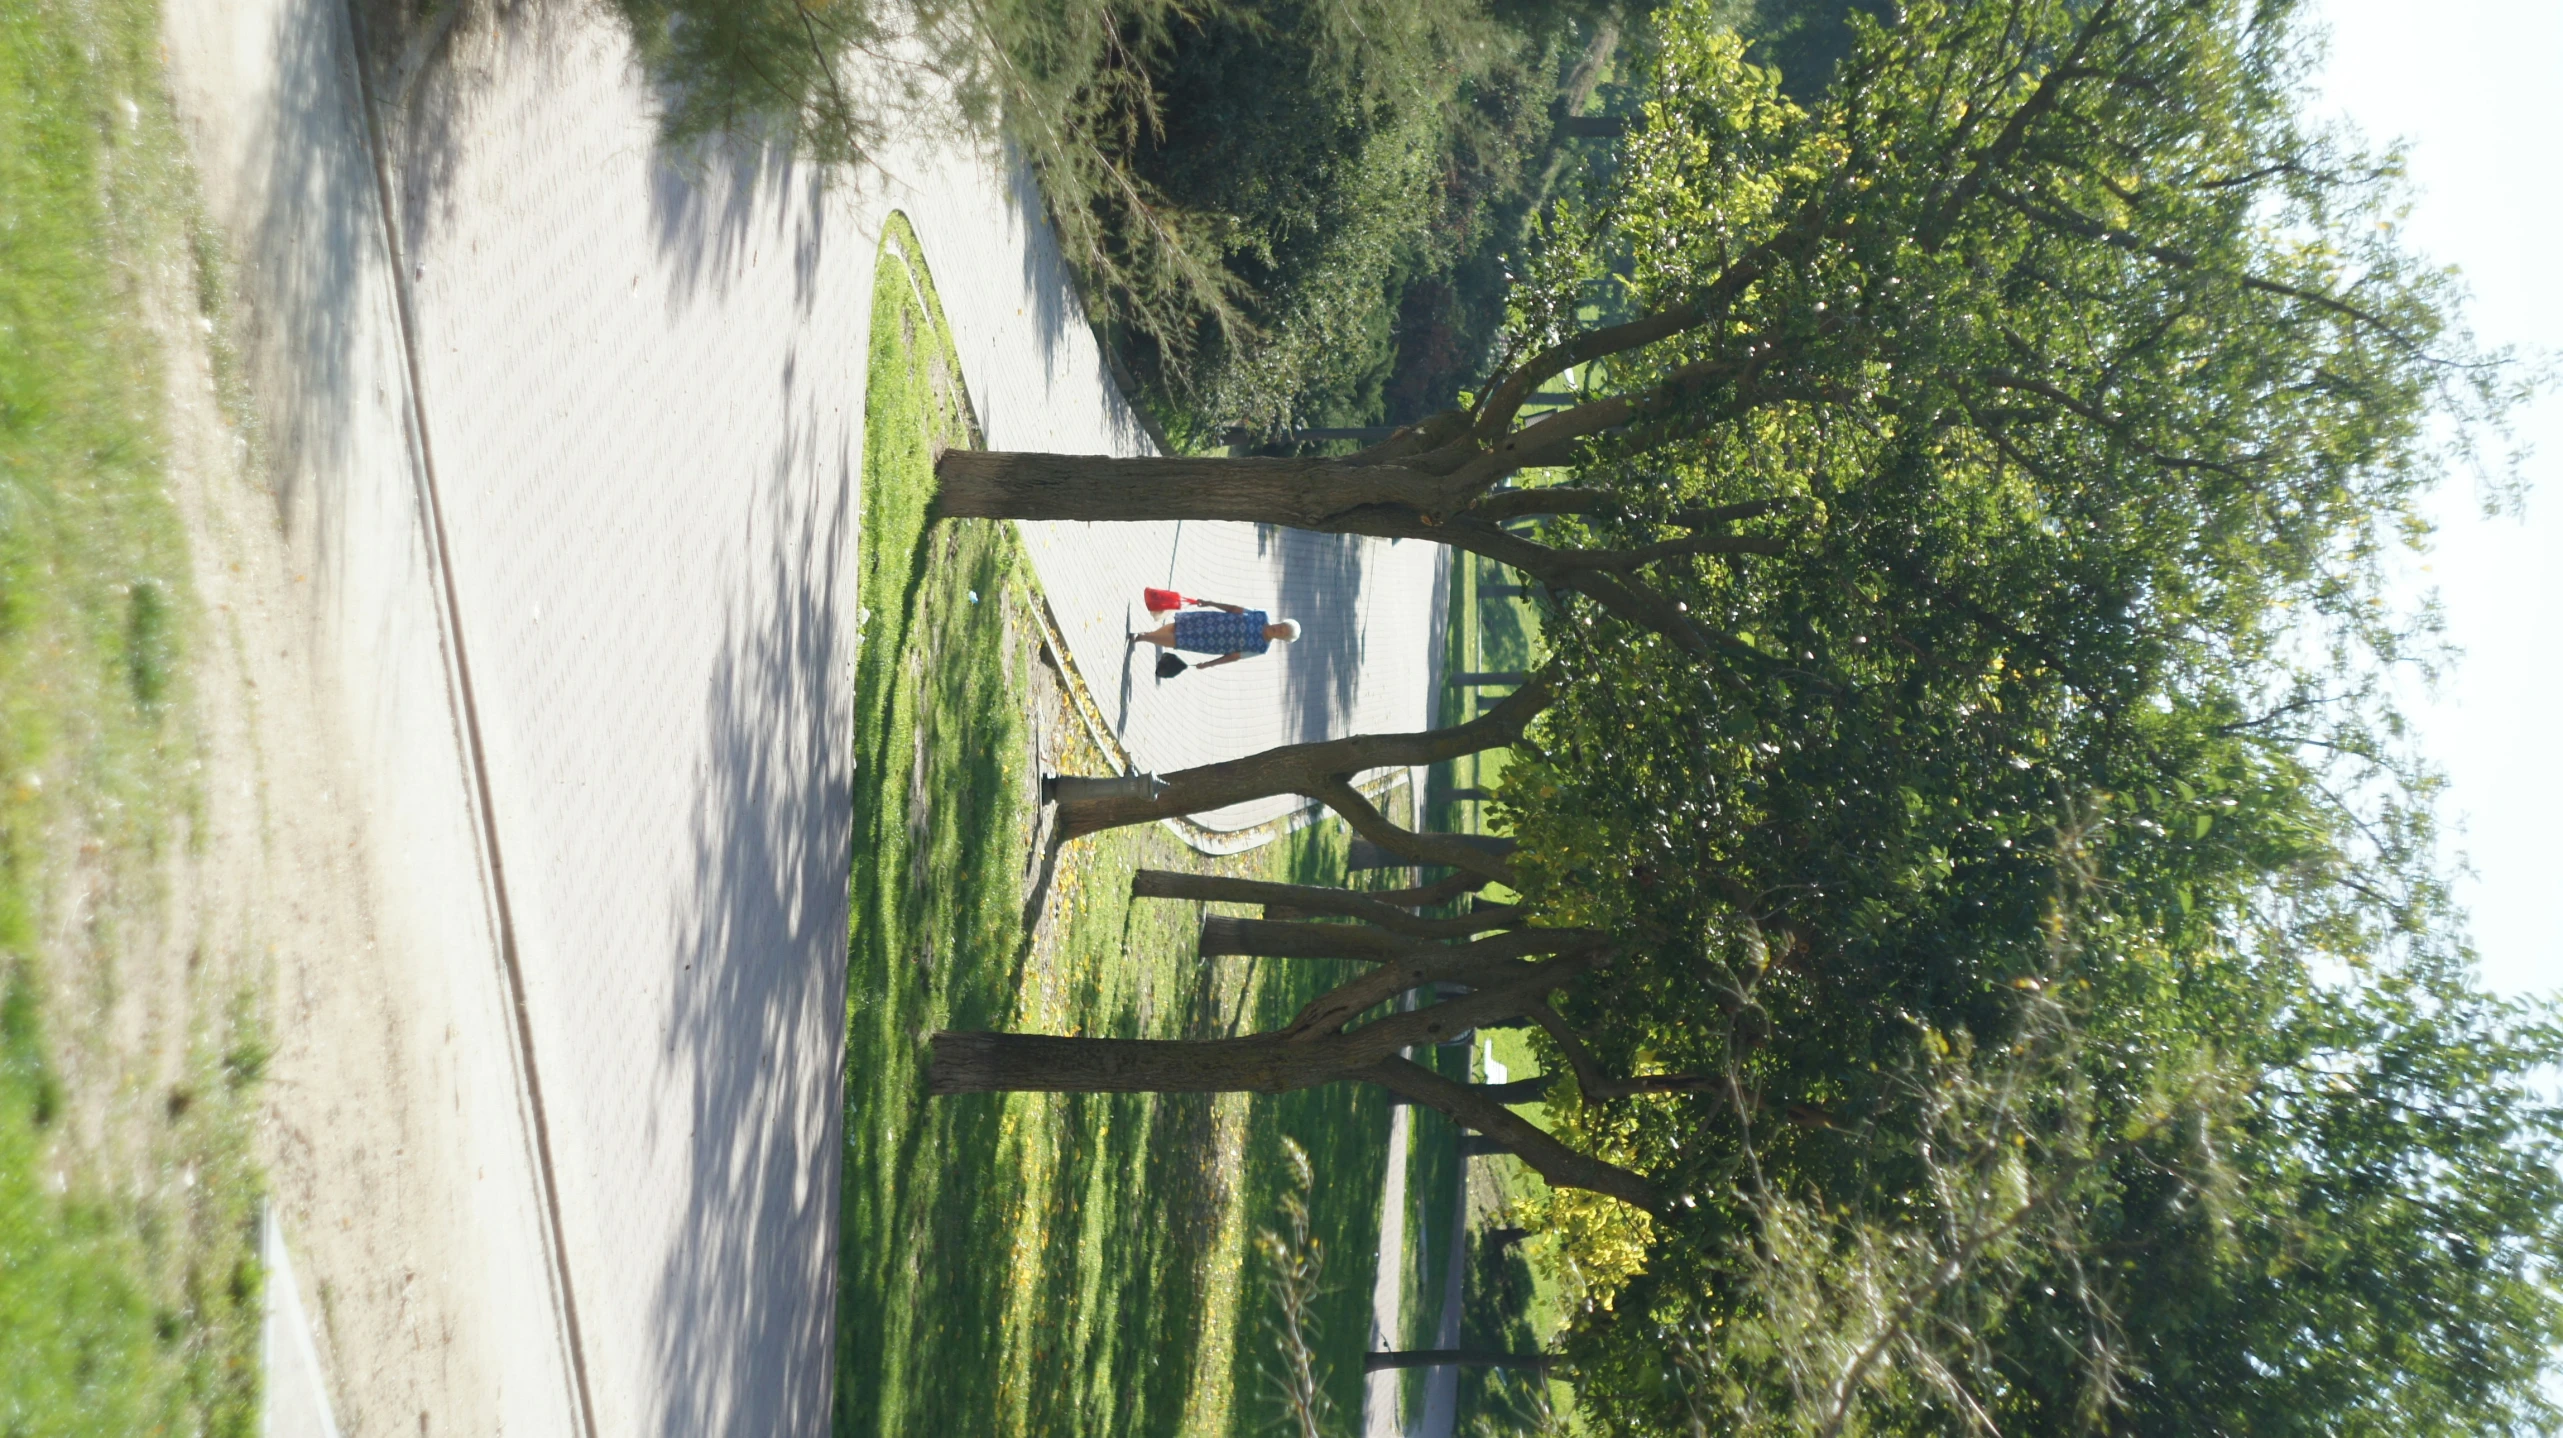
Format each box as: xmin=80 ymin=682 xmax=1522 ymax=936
xmin=139 ymin=120 xmax=513 ymax=1438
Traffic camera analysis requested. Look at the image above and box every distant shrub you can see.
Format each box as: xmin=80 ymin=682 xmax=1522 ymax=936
xmin=597 ymin=0 xmax=1882 ymax=436
xmin=1116 ymin=0 xmax=1588 ymax=433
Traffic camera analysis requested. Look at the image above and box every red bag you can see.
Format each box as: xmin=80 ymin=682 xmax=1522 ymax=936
xmin=1144 ymin=587 xmax=1189 ymax=612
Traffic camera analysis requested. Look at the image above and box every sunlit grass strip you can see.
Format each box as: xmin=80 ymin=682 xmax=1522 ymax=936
xmin=0 ymin=0 xmax=262 ymax=1431
xmin=842 ymin=213 xmax=1402 ymax=1438
xmin=1175 ymin=1088 xmax=1252 ymax=1438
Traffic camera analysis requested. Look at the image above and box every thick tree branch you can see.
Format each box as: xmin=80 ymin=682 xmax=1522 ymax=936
xmin=1278 ymin=932 xmax=1584 ymax=1042
xmin=1055 ymin=672 xmax=1556 ymax=836
xmin=1475 ymin=183 xmax=1843 ymax=438
xmin=1344 ymin=408 xmax=1477 ymax=466
xmin=1390 ymin=514 xmax=1729 ymax=655
xmin=1131 ymin=871 xmax=1510 ymax=936
xmin=1457 ymin=346 xmax=1784 ymax=493
xmin=1311 ymin=777 xmax=1518 ymax=887
xmin=1562 ymin=568 xmax=1721 ymax=657
xmin=1526 ymin=1001 xmax=1731 ymax=1102
xmin=927 ymin=960 xmax=1574 ymax=1096
xmin=1922 ymin=0 xmax=2120 ymax=246
xmin=1526 ymin=1000 xmax=1617 ymax=1104
xmin=1453 ymin=391 xmax=1645 ymax=489
xmin=1555 ymin=531 xmax=1787 ymax=573
xmin=1473 ymin=485 xmax=1620 ymax=522
xmin=1334 ymin=954 xmax=1603 ymax=1055
xmin=1196 ymin=917 xmax=1418 ymax=962
xmin=1364 ymin=1056 xmax=1664 ymax=1210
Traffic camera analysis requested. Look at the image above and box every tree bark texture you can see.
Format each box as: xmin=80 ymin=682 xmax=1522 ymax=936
xmin=1347 ymin=835 xmax=1516 ymax=873
xmin=934 ymin=452 xmax=1475 ymax=528
xmin=926 ymin=1043 xmax=1656 ymax=1208
xmin=1196 ymin=916 xmax=1415 ymax=961
xmin=1132 ymin=870 xmax=1510 ymax=937
xmin=929 ymin=942 xmax=1657 ymax=1203
xmin=928 ymin=1033 xmax=1330 ymax=1095
xmin=937 ymin=445 xmax=1776 ymax=660
xmin=1053 ymin=676 xmax=1552 ymax=839
xmin=1365 ymin=1055 xmax=1662 ymax=1209
xmin=928 ymin=980 xmax=1534 ymax=1096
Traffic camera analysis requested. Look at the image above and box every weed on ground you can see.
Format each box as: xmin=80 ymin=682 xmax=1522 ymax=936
xmin=0 ymin=0 xmax=264 ymax=1430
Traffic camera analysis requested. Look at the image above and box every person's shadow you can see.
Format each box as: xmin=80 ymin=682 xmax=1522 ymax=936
xmin=1114 ymin=600 xmax=1140 ymax=738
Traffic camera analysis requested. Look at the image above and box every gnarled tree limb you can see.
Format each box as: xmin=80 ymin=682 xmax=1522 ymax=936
xmin=1364 ymin=1056 xmax=1663 ymax=1210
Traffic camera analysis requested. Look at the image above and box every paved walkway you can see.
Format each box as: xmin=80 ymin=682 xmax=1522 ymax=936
xmin=884 ymin=152 xmax=1449 ymax=836
xmin=174 ymin=2 xmax=1447 ymax=1433
xmin=164 ymin=0 xmax=592 ymax=1431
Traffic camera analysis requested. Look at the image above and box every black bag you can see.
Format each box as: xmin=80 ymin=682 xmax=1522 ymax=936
xmin=1156 ymin=652 xmax=1189 ymax=679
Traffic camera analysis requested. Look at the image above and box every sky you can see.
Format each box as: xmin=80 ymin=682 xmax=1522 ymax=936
xmin=2311 ymin=0 xmax=2562 ymax=1003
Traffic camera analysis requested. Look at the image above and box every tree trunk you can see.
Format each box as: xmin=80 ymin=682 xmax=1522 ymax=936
xmin=929 ymin=979 xmax=1527 ymax=1095
xmin=934 ymin=957 xmax=1568 ymax=1087
xmin=1133 ymin=870 xmax=1507 ymax=937
xmin=1349 ymin=834 xmax=1516 ymax=872
xmin=930 ymin=1038 xmax=1651 ymax=1209
xmin=929 ymin=966 xmax=1656 ymax=1202
xmin=934 ymin=451 xmax=1474 ymax=528
xmin=1363 ymin=1349 xmax=1555 ymax=1373
xmin=928 ymin=1032 xmax=1345 ymax=1095
xmin=1196 ymin=916 xmax=1414 ymax=961
xmin=1054 ymin=678 xmax=1551 ymax=838
xmin=935 ymin=450 xmax=1755 ymax=657
xmin=1367 ymin=1055 xmax=1663 ymax=1210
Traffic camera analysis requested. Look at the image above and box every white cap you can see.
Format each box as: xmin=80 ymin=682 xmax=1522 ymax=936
xmin=1273 ymin=619 xmax=1302 ymax=641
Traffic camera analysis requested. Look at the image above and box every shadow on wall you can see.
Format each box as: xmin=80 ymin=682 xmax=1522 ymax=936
xmin=645 ymin=393 xmax=854 ymax=1438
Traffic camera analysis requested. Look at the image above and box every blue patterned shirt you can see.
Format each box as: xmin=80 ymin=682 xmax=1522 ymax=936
xmin=1171 ymin=609 xmax=1272 ymax=655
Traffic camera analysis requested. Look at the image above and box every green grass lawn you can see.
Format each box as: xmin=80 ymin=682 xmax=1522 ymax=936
xmin=0 ymin=0 xmax=263 ymax=1431
xmin=836 ymin=215 xmax=1414 ymax=1438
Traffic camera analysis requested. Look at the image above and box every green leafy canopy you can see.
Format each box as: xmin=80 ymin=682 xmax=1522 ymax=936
xmin=1471 ymin=0 xmax=2561 ymax=1430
